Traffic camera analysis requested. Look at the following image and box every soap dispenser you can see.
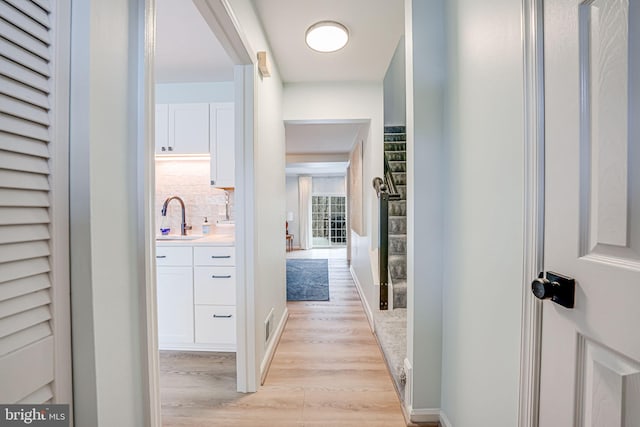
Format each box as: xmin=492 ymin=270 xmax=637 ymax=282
xmin=202 ymin=217 xmax=211 ymax=235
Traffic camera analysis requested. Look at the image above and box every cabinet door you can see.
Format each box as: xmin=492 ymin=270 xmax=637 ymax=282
xmin=157 ymin=267 xmax=193 ymax=345
xmin=194 ymin=305 xmax=236 ymax=346
xmin=194 ymin=266 xmax=236 ymax=305
xmin=210 ymin=103 xmax=234 ymax=187
xmin=155 ymin=104 xmax=169 ymax=154
xmin=168 ymin=103 xmax=209 ymax=154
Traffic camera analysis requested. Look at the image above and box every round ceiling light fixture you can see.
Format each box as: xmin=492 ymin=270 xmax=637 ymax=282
xmin=305 ymin=21 xmax=349 ymax=53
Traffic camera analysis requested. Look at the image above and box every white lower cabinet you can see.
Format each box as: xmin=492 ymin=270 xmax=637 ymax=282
xmin=156 ymin=244 xmax=236 ymax=351
xmin=157 ymin=267 xmax=193 ymax=345
xmin=195 ymin=306 xmax=236 ymax=349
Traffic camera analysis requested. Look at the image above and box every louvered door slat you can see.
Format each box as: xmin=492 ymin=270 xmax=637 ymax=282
xmin=0 ymin=38 xmax=50 ymax=77
xmin=0 ymin=19 xmax=50 ymax=60
xmin=0 ymin=189 xmax=49 ymax=207
xmin=0 ymin=169 xmax=49 ymax=190
xmin=0 ymin=336 xmax=53 ymax=402
xmin=0 ymin=225 xmax=50 ymax=245
xmin=0 ymin=322 xmax=51 ymax=357
xmin=0 ymin=58 xmax=50 ymax=93
xmin=0 ymin=132 xmax=49 ymax=158
xmin=0 ymin=208 xmax=49 ymax=225
xmin=0 ymin=289 xmax=50 ymax=319
xmin=30 ymin=0 xmax=50 ymax=14
xmin=0 ymin=150 xmax=49 ymax=173
xmin=3 ymin=0 xmax=49 ymax=30
xmin=0 ymin=273 xmax=49 ymax=302
xmin=0 ymin=3 xmax=49 ymax=44
xmin=17 ymin=384 xmax=52 ymax=405
xmin=0 ymin=241 xmax=50 ymax=264
xmin=0 ymin=95 xmax=50 ymax=126
xmin=1 ymin=75 xmax=50 ymax=109
xmin=0 ymin=304 xmax=50 ymax=339
xmin=0 ymin=257 xmax=50 ymax=284
xmin=0 ymin=113 xmax=49 ymax=141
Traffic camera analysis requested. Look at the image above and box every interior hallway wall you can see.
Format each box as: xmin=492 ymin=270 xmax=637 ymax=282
xmin=441 ymin=0 xmax=525 ymax=425
xmin=384 ymin=36 xmax=406 ymax=126
xmin=227 ymin=0 xmax=287 ymax=384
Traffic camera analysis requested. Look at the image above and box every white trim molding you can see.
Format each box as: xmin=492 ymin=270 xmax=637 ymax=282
xmin=408 ymin=408 xmax=441 ymax=423
xmin=440 ymin=410 xmax=453 ymax=427
xmin=518 ymin=0 xmax=545 ymax=426
xmin=260 ymin=308 xmax=289 ymax=384
xmin=350 ymin=265 xmax=374 ymax=332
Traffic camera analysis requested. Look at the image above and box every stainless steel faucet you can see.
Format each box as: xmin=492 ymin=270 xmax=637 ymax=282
xmin=161 ymin=196 xmax=191 ymax=236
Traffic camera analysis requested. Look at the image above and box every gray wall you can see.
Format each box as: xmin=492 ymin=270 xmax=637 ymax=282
xmin=384 ymin=36 xmax=406 ymax=127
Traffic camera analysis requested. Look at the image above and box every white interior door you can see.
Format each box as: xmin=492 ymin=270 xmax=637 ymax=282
xmin=540 ymin=0 xmax=640 ymax=425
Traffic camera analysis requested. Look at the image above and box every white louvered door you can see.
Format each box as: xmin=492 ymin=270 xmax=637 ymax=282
xmin=0 ymin=0 xmax=72 ymax=406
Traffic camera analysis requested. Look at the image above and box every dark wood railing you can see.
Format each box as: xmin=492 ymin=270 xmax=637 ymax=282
xmin=373 ymin=164 xmax=401 ymax=311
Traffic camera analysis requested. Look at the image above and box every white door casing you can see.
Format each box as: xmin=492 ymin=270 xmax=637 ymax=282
xmin=540 ymin=0 xmax=640 ymax=425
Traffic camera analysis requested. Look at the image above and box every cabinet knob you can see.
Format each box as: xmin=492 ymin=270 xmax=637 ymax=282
xmin=211 ymin=255 xmax=231 ymax=259
xmin=168 ymin=146 xmax=173 ymax=151
xmin=161 ymin=147 xmax=166 ymax=152
xmin=213 ymin=314 xmax=232 ymax=318
xmin=156 ymin=255 xmax=166 ymax=259
xmin=211 ymin=275 xmax=232 ymax=279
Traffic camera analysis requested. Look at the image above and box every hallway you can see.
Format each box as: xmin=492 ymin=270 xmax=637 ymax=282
xmin=160 ymin=248 xmax=405 ymax=426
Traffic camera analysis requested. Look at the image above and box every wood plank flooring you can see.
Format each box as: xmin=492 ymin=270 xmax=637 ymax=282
xmin=160 ymin=250 xmax=405 ymax=426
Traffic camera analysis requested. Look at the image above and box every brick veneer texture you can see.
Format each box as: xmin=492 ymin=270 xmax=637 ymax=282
xmin=155 ymin=158 xmax=234 ymax=235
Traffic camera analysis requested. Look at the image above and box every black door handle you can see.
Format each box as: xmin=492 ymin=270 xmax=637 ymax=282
xmin=531 ymin=271 xmax=575 ymax=309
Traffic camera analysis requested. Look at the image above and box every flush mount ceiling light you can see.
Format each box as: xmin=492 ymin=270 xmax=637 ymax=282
xmin=305 ymin=21 xmax=349 ymax=53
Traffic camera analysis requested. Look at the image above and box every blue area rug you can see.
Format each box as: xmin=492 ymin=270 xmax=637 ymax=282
xmin=286 ymin=259 xmax=329 ymax=301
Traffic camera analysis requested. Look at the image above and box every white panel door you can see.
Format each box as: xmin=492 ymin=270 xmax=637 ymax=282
xmin=540 ymin=0 xmax=640 ymax=425
xmin=168 ymin=103 xmax=209 ymax=154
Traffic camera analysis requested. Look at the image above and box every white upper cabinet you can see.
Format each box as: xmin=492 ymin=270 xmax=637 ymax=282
xmin=210 ymin=103 xmax=235 ymax=187
xmin=156 ymin=103 xmax=210 ymax=154
xmin=155 ymin=104 xmax=169 ymax=153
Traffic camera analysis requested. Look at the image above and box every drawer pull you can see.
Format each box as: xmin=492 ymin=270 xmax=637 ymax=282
xmin=156 ymin=255 xmax=167 ymax=259
xmin=211 ymin=255 xmax=231 ymax=259
xmin=213 ymin=314 xmax=233 ymax=318
xmin=211 ymin=275 xmax=232 ymax=279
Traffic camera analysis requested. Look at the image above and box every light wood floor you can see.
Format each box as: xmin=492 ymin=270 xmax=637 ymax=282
xmin=160 ymin=248 xmax=406 ymax=426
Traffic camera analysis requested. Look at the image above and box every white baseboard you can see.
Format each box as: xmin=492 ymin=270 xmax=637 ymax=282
xmin=440 ymin=410 xmax=453 ymax=427
xmin=350 ymin=265 xmax=374 ymax=332
xmin=260 ymin=307 xmax=288 ymax=384
xmin=408 ymin=408 xmax=441 ymax=423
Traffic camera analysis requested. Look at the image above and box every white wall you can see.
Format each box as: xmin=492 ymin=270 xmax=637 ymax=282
xmin=155 ymin=81 xmax=234 ymax=103
xmin=440 ymin=0 xmax=525 ymax=425
xmin=283 ymin=83 xmax=383 ymax=313
xmin=384 ymin=36 xmax=406 ymax=126
xmin=227 ymin=0 xmax=287 ymax=382
xmin=69 ymin=0 xmax=148 ymax=425
xmin=312 ymin=176 xmax=346 ymax=194
xmin=285 ymin=176 xmax=300 ymax=247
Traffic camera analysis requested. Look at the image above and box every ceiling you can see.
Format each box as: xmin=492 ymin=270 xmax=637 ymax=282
xmin=252 ymin=0 xmax=404 ymax=82
xmin=155 ymin=0 xmax=234 ymax=83
xmin=155 ymin=0 xmax=404 ymax=174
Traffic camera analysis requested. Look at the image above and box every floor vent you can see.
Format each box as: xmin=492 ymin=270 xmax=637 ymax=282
xmin=265 ymin=308 xmax=274 ymax=343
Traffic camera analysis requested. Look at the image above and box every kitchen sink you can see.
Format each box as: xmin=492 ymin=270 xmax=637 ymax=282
xmin=156 ymin=234 xmax=203 ymax=241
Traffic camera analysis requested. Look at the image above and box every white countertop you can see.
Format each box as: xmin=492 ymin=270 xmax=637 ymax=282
xmin=156 ymin=225 xmax=234 ymax=246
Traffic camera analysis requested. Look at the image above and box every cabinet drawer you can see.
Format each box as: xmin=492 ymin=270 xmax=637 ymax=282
xmin=194 ymin=246 xmax=235 ymax=266
xmin=194 ymin=267 xmax=236 ymax=305
xmin=156 ymin=246 xmax=192 ymax=266
xmin=195 ymin=305 xmax=236 ymax=345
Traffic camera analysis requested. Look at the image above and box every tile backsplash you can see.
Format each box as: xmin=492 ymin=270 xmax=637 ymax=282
xmin=155 ymin=157 xmax=234 ymax=235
